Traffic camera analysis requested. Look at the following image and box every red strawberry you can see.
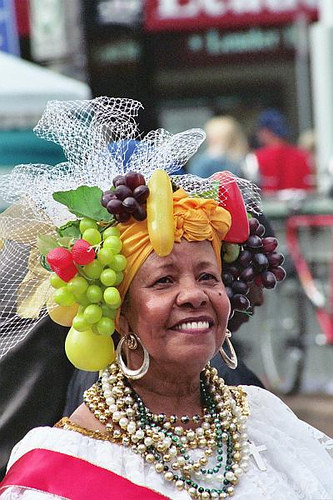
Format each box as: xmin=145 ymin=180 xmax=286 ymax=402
xmin=52 ymin=264 xmax=78 ymax=282
xmin=47 ymin=247 xmax=77 ymax=282
xmin=47 ymin=247 xmax=74 ymax=269
xmin=72 ymin=239 xmax=95 ymax=265
xmin=212 ymin=171 xmax=249 ymax=243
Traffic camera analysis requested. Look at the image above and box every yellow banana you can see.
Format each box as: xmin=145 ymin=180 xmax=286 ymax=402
xmin=147 ymin=169 xmax=174 ymax=257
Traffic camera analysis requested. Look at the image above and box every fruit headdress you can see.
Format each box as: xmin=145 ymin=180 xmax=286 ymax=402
xmin=0 ymin=97 xmax=284 ymax=371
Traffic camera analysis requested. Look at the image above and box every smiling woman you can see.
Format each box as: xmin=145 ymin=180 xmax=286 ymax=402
xmin=121 ymin=241 xmax=229 ymax=378
xmin=0 ymin=97 xmax=332 ymax=499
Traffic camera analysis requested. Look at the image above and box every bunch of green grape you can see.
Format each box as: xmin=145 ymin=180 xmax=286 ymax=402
xmin=50 ymin=217 xmax=126 ymax=337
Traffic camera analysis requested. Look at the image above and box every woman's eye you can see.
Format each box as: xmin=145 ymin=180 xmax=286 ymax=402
xmin=155 ymin=276 xmax=173 ymax=285
xmin=200 ymin=273 xmax=218 ymax=281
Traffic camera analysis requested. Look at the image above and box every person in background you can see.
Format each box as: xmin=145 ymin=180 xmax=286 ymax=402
xmin=248 ymin=109 xmax=315 ymax=195
xmin=297 ymin=128 xmax=317 ymax=183
xmin=188 ymin=116 xmax=248 ymax=178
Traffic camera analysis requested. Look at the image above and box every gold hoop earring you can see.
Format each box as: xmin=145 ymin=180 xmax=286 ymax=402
xmin=116 ymin=333 xmax=150 ymax=380
xmin=219 ymin=329 xmax=238 ymax=370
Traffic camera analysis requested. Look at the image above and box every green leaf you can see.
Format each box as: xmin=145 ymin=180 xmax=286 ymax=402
xmin=58 ymin=236 xmax=73 ymax=248
xmin=53 ymin=186 xmax=114 ymax=222
xmin=40 ymin=255 xmax=52 ymax=272
xmin=198 ymin=180 xmax=219 ymax=199
xmin=57 ymin=220 xmax=81 ymax=239
xmin=37 ymin=235 xmax=59 ymax=257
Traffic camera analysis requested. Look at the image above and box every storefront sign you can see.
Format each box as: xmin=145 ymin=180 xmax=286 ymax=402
xmin=144 ymin=0 xmax=318 ymax=31
xmin=153 ymin=25 xmax=296 ymax=67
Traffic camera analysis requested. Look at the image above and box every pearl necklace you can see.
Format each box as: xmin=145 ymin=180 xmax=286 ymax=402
xmin=133 ymin=375 xmax=215 ymax=428
xmin=84 ymin=362 xmax=250 ymax=499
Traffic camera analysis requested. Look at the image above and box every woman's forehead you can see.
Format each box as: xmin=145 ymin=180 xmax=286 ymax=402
xmin=138 ymin=240 xmax=218 ymax=274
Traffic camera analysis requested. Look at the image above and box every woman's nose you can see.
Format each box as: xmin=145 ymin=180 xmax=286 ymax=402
xmin=176 ymin=282 xmax=208 ymax=308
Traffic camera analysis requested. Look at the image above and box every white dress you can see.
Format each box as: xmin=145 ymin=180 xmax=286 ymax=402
xmin=1 ymin=386 xmax=332 ymax=500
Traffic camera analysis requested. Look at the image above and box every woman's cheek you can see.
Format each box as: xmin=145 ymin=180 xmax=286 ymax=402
xmin=215 ymin=288 xmax=231 ymax=312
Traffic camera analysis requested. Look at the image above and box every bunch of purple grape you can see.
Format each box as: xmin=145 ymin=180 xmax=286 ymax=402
xmin=102 ymin=171 xmax=149 ymax=223
xmin=222 ymin=217 xmax=286 ymax=314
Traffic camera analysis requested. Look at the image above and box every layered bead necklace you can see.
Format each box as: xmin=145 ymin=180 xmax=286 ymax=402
xmin=84 ymin=362 xmax=250 ymax=499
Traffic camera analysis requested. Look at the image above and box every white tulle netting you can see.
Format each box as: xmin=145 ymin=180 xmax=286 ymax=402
xmin=0 ymin=96 xmax=261 ymax=359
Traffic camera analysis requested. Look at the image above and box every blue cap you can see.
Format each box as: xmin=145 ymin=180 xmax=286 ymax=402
xmin=257 ymin=109 xmax=289 ymax=138
xmin=108 ymin=139 xmax=186 ymax=174
xmin=108 ymin=139 xmax=140 ymax=168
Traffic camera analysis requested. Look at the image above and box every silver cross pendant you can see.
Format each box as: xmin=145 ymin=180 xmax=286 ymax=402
xmin=248 ymin=440 xmax=267 ymax=471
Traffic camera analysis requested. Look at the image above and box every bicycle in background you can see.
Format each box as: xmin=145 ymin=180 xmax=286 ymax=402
xmin=258 ymin=191 xmax=333 ymax=395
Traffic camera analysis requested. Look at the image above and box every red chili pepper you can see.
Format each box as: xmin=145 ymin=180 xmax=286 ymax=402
xmin=212 ymin=171 xmax=249 ymax=244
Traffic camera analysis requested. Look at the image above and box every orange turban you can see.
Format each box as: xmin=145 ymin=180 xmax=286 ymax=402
xmin=117 ymin=189 xmax=231 ymax=301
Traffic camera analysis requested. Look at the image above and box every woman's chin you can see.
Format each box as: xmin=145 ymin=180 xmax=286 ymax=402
xmin=161 ymin=344 xmax=216 ymax=371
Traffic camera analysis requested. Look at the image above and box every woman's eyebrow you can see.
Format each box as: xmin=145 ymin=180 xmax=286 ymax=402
xmin=195 ymin=260 xmax=218 ymax=270
xmin=152 ymin=261 xmax=218 ymax=274
xmin=138 ymin=261 xmax=176 ymax=280
xmin=152 ymin=262 xmax=177 ymax=272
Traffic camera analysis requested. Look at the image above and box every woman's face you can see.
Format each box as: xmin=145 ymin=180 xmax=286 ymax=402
xmin=120 ymin=239 xmax=230 ymax=372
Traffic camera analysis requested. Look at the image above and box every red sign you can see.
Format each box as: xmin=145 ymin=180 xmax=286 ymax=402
xmin=14 ymin=0 xmax=30 ymax=36
xmin=144 ymin=0 xmax=318 ymax=32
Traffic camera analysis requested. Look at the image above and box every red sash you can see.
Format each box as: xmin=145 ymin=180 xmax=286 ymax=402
xmin=0 ymin=448 xmax=169 ymax=499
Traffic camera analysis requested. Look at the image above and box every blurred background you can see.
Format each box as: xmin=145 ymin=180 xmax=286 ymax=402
xmin=0 ymin=0 xmax=332 ymax=436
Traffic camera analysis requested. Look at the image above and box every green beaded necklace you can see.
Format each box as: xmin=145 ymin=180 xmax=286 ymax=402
xmin=130 ymin=374 xmax=236 ymax=497
xmin=84 ymin=363 xmax=250 ymax=499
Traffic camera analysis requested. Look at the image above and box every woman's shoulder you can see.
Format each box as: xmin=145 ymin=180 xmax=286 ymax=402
xmin=69 ymin=402 xmax=107 ymax=432
xmin=239 ymin=384 xmax=286 ymax=404
xmin=6 ymin=424 xmax=81 ymax=471
xmin=6 ymin=411 xmax=123 ymax=475
xmin=239 ymin=385 xmax=297 ymax=416
xmin=238 ymin=385 xmax=331 ymax=444
xmin=238 ymin=385 xmax=302 ymax=424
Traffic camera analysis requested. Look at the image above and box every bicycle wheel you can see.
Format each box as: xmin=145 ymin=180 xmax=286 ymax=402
xmin=259 ymin=277 xmax=307 ymax=395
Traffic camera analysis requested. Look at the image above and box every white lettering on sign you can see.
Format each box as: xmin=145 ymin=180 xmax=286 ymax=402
xmin=187 ymin=27 xmax=284 ymax=56
xmin=304 ymin=0 xmax=317 ymax=6
xmin=158 ymin=0 xmax=200 ymax=19
xmin=265 ymin=0 xmax=296 ymax=12
xmin=205 ymin=0 xmax=227 ymax=16
xmin=230 ymin=0 xmax=261 ymax=14
xmin=204 ymin=28 xmax=280 ymax=54
xmin=157 ymin=0 xmax=317 ymax=19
